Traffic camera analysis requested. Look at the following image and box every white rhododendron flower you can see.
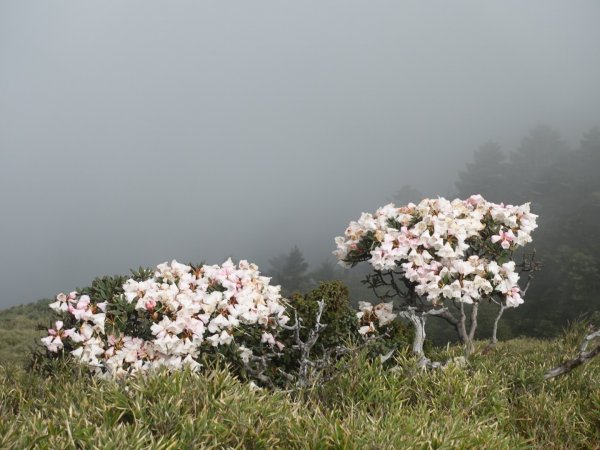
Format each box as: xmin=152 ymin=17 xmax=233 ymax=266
xmin=40 ymin=321 xmax=66 ymax=353
xmin=238 ymin=345 xmax=253 ymax=363
xmin=42 ymin=258 xmax=290 ymax=378
xmin=373 ymin=302 xmax=397 ymax=326
xmin=358 ymin=322 xmax=376 ymax=335
xmin=334 ymin=195 xmax=537 ymax=309
xmin=49 ymin=292 xmax=77 ymax=313
xmin=356 ymin=301 xmax=397 ymax=334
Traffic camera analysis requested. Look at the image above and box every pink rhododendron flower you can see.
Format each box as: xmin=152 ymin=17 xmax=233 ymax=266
xmin=334 ymin=196 xmax=537 ymax=310
xmin=491 ymin=229 xmax=515 ymax=250
xmin=41 ymin=321 xmax=66 ymax=352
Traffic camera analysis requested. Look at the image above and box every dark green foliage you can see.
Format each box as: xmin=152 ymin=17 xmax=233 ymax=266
xmin=234 ymin=280 xmax=369 ymax=385
xmin=365 ymin=319 xmax=421 ymax=363
xmin=78 ymin=267 xmax=153 ymax=305
xmin=72 ymin=268 xmax=155 ymax=340
xmin=79 ymin=272 xmax=154 ymax=341
xmin=263 ymin=281 xmax=360 ymax=382
xmin=342 ymin=231 xmax=377 ymax=267
xmin=290 ymin=281 xmax=358 ymax=349
xmin=285 ymin=281 xmax=414 ymax=366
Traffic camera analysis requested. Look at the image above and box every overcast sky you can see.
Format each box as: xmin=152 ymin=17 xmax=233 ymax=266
xmin=1 ymin=1 xmax=599 ymax=308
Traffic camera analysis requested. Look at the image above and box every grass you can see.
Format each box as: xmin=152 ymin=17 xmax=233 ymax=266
xmin=0 ymin=299 xmax=51 ymax=364
xmin=0 ymin=324 xmax=598 ymax=449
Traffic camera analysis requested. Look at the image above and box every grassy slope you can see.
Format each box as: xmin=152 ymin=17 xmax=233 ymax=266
xmin=0 ymin=299 xmax=52 ymax=364
xmin=0 ymin=327 xmax=598 ymax=449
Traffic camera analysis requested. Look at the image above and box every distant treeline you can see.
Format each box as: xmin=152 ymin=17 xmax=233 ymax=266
xmin=268 ymin=125 xmax=600 ymax=341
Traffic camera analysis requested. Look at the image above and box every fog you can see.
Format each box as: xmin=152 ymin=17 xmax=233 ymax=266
xmin=1 ymin=1 xmax=599 ymax=308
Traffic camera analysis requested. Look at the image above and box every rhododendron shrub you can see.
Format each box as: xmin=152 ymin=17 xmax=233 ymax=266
xmin=41 ymin=259 xmax=290 ymax=378
xmin=334 ymin=195 xmax=538 ymax=357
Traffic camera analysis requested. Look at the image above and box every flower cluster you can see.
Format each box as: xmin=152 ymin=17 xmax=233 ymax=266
xmin=334 ymin=195 xmax=537 ymax=308
xmin=356 ymin=301 xmax=397 ymax=335
xmin=42 ymin=259 xmax=289 ymax=378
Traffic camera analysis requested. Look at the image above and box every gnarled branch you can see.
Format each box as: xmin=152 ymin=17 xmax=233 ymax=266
xmin=544 ymin=330 xmax=600 ymax=379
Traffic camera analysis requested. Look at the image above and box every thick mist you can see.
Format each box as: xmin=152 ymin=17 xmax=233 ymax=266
xmin=1 ymin=1 xmax=599 ymax=307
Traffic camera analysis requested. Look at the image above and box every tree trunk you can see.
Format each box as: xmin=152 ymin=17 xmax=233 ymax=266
xmin=481 ymin=303 xmax=506 ymax=354
xmin=458 ymin=302 xmax=468 ymax=347
xmin=399 ymin=309 xmax=427 ymax=356
xmin=430 ymin=308 xmax=468 ymax=344
xmin=465 ymin=303 xmax=479 ymax=355
xmin=491 ymin=303 xmax=506 ymax=345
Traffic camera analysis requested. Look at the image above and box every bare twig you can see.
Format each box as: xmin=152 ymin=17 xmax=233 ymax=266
xmin=280 ymin=300 xmax=330 ymax=387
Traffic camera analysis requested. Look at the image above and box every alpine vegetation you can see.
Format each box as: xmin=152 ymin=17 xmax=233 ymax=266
xmin=41 ymin=259 xmax=290 ymax=378
xmin=37 ymin=260 xmax=385 ymax=387
xmin=334 ymin=195 xmax=538 ymax=363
